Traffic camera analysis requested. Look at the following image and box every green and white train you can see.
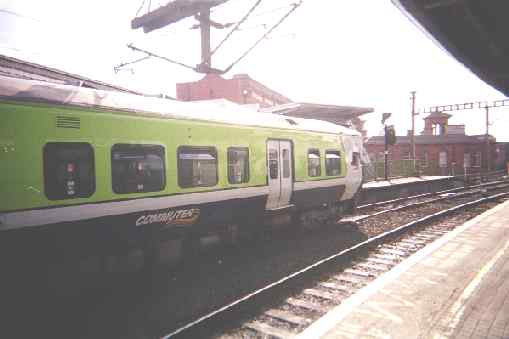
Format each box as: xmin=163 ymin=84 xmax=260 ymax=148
xmin=0 ymin=75 xmax=365 ymax=267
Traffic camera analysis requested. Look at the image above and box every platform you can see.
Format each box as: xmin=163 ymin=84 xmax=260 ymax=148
xmin=362 ymin=176 xmax=452 ymax=189
xmin=298 ymin=199 xmax=509 ymax=339
xmin=360 ymin=176 xmax=457 ymax=204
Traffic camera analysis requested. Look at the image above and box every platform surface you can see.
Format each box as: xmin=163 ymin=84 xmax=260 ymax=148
xmin=298 ymin=199 xmax=509 ymax=339
xmin=362 ymin=176 xmax=451 ymax=189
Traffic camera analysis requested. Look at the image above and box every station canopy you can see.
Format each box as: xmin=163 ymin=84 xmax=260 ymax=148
xmin=261 ymin=102 xmax=374 ymax=126
xmin=392 ymin=0 xmax=509 ymax=96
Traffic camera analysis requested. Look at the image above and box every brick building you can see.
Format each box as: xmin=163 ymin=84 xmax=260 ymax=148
xmin=365 ymin=111 xmax=497 ymax=176
xmin=176 ymin=73 xmax=291 ymax=108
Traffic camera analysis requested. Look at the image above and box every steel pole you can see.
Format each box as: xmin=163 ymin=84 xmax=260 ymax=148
xmin=410 ymin=91 xmax=416 ymax=175
xmin=384 ymin=125 xmax=389 ymax=181
xmin=200 ymin=8 xmax=212 ymax=69
xmin=485 ymin=106 xmax=490 ymax=176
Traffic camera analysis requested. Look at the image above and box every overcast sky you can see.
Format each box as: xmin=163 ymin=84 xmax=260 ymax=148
xmin=1 ymin=0 xmax=508 ymax=140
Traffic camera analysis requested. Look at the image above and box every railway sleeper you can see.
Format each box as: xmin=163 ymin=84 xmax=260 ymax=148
xmin=333 ymin=274 xmax=366 ymax=286
xmin=264 ymin=309 xmax=312 ymax=327
xmin=320 ymin=281 xmax=349 ymax=293
xmin=366 ymin=257 xmax=396 ymax=266
xmin=244 ymin=321 xmax=294 ymax=339
xmin=399 ymin=238 xmax=427 ymax=245
xmin=392 ymin=242 xmax=420 ymax=250
xmin=303 ymin=288 xmax=338 ymax=301
xmin=356 ymin=262 xmax=390 ymax=272
xmin=372 ymin=253 xmax=400 ymax=263
xmin=286 ymin=297 xmax=324 ymax=313
xmin=378 ymin=247 xmax=408 ymax=256
xmin=344 ymin=268 xmax=376 ymax=277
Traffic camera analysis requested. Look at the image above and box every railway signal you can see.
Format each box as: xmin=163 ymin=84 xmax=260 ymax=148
xmin=385 ymin=125 xmax=397 ymax=146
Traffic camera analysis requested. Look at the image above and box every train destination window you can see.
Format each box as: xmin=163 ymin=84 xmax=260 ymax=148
xmin=228 ymin=147 xmax=249 ymax=184
xmin=268 ymin=149 xmax=279 ymax=179
xmin=282 ymin=149 xmax=290 ymax=178
xmin=351 ymin=152 xmax=360 ymax=169
xmin=308 ymin=149 xmax=321 ymax=177
xmin=325 ymin=150 xmax=342 ymax=176
xmin=111 ymin=144 xmax=165 ymax=194
xmin=178 ymin=146 xmax=218 ymax=188
xmin=43 ymin=142 xmax=95 ymax=200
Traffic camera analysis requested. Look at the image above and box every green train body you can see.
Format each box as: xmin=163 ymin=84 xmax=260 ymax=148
xmin=0 ymin=76 xmax=364 ymax=268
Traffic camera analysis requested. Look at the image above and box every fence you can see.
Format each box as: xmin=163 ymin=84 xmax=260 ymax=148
xmin=362 ymin=159 xmax=415 ymax=181
xmin=362 ymin=159 xmax=505 ymax=182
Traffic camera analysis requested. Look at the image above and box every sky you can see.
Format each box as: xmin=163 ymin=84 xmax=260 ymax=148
xmin=1 ymin=0 xmax=508 ymax=140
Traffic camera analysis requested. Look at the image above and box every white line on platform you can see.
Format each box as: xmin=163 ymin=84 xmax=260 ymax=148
xmin=296 ymin=199 xmax=509 ymax=339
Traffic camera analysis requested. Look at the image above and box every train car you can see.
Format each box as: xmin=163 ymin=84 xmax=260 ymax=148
xmin=0 ymin=75 xmax=364 ymax=271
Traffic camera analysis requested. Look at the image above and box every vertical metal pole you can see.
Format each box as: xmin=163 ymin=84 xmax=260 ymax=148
xmin=485 ymin=106 xmax=490 ymax=176
xmin=200 ymin=7 xmax=212 ymax=69
xmin=410 ymin=91 xmax=416 ymax=175
xmin=384 ymin=125 xmax=389 ymax=181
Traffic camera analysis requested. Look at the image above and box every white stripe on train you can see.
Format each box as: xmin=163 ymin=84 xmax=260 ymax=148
xmin=0 ymin=178 xmax=353 ymax=231
xmin=0 ymin=186 xmax=269 ymax=231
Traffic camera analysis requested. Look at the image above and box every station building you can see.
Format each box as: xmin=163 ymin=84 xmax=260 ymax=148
xmin=365 ymin=111 xmax=499 ymax=176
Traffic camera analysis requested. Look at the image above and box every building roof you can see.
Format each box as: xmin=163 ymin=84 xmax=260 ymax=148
xmin=0 ymin=75 xmax=360 ymax=136
xmin=366 ymin=134 xmax=486 ymax=145
xmin=0 ymin=54 xmax=143 ymax=95
xmin=392 ymin=0 xmax=509 ymax=96
xmin=424 ymin=111 xmax=452 ymax=119
xmin=261 ymin=102 xmax=374 ymax=124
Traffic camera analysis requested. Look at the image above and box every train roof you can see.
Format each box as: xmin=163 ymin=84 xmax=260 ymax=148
xmin=0 ymin=75 xmax=360 ymax=136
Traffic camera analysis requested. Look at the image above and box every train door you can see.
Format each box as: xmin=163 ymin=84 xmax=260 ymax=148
xmin=342 ymin=135 xmax=364 ymax=200
xmin=266 ymin=140 xmax=293 ymax=210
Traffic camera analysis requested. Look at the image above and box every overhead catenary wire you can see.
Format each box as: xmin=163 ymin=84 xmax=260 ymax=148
xmin=127 ymin=44 xmax=196 ymax=70
xmin=209 ymin=0 xmax=263 ymax=58
xmin=222 ymin=0 xmax=302 ymax=74
xmin=114 ymin=55 xmax=151 ymax=73
xmin=250 ymin=3 xmax=296 ymax=18
xmin=135 ymin=0 xmax=147 ymax=17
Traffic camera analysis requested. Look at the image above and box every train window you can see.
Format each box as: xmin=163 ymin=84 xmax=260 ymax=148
xmin=111 ymin=144 xmax=165 ymax=194
xmin=325 ymin=150 xmax=342 ymax=176
xmin=43 ymin=142 xmax=95 ymax=200
xmin=308 ymin=149 xmax=321 ymax=177
xmin=268 ymin=149 xmax=279 ymax=179
xmin=228 ymin=147 xmax=249 ymax=184
xmin=351 ymin=152 xmax=360 ymax=169
xmin=178 ymin=146 xmax=218 ymax=188
xmin=282 ymin=149 xmax=290 ymax=178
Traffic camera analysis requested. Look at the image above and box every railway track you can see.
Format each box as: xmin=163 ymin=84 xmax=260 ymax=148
xmin=351 ymin=180 xmax=509 ymax=223
xmin=357 ymin=177 xmax=509 ymax=214
xmin=160 ymin=186 xmax=509 ymax=339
